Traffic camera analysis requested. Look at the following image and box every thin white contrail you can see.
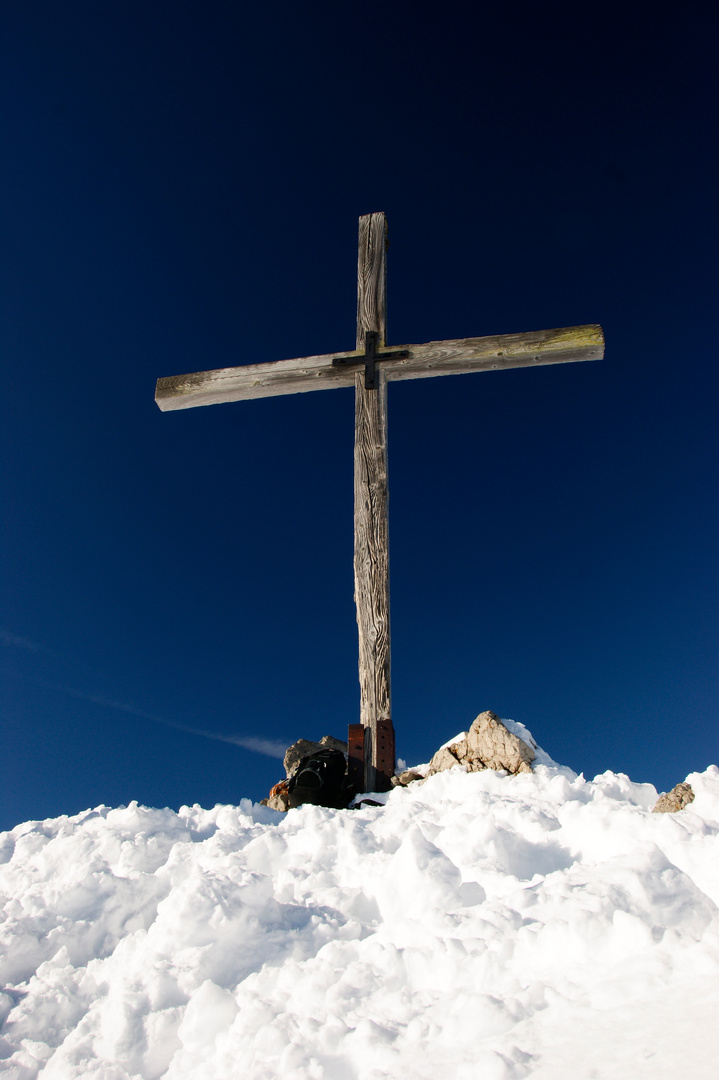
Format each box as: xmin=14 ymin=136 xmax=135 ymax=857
xmin=1 ymin=627 xmax=288 ymax=760
xmin=0 ymin=628 xmax=44 ymax=652
xmin=220 ymin=734 xmax=290 ymax=758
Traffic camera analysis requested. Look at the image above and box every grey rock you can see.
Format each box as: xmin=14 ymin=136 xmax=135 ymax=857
xmin=283 ymin=740 xmax=319 ymax=777
xmin=428 ymin=745 xmax=464 ymax=776
xmin=465 ymin=710 xmax=535 ymax=774
xmin=390 ymin=769 xmax=425 ymax=787
xmin=267 ymin=788 xmax=291 ymax=812
xmin=652 ymin=782 xmax=695 ymax=813
xmin=283 ymin=736 xmax=348 ymax=778
xmin=319 ymin=735 xmax=350 ymax=754
xmin=428 ymin=710 xmax=535 ymax=777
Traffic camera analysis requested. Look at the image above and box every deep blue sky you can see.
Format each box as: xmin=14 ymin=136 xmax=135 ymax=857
xmin=1 ymin=2 xmax=717 ymax=830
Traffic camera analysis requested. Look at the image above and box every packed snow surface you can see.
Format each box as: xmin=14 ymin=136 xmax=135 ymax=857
xmin=1 ymin=724 xmax=718 ymax=1080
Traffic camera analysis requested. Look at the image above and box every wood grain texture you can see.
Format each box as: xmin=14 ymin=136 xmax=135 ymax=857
xmin=356 ymin=212 xmax=387 ymax=349
xmin=354 ymin=213 xmax=393 ymax=792
xmin=355 ymin=367 xmax=391 ymax=790
xmin=155 ymin=324 xmax=604 ymax=411
xmin=155 ymin=349 xmax=357 ymax=410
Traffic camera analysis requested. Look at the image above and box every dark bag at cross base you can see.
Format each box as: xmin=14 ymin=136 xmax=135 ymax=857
xmin=287 ymin=748 xmax=348 ymax=809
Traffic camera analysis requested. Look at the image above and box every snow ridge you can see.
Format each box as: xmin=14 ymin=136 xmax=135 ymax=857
xmin=1 ymin=732 xmax=718 ymax=1080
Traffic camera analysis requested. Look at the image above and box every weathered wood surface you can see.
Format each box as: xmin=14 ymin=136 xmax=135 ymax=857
xmin=354 ymin=212 xmax=392 ymax=793
xmin=356 ymin=211 xmax=387 ymax=349
xmin=155 ymin=323 xmax=605 ymax=411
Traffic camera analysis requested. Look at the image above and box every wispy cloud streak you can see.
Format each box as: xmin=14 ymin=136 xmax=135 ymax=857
xmin=57 ymin=684 xmax=287 ymax=760
xmin=0 ymin=628 xmax=44 ymax=652
xmin=217 ymin=734 xmax=289 ymax=758
xmin=2 ymin=628 xmax=288 ymax=761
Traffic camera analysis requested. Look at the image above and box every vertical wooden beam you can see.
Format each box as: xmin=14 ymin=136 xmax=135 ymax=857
xmin=356 ymin=213 xmax=387 ymax=347
xmin=354 ymin=212 xmax=393 ymax=792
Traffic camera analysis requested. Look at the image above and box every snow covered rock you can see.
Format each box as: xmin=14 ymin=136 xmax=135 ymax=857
xmin=428 ymin=710 xmax=536 ymax=777
xmin=391 ymin=768 xmax=424 ymax=787
xmin=653 ymin=781 xmax=696 ymax=813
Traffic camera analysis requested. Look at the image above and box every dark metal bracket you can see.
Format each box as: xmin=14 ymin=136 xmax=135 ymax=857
xmin=332 ymin=331 xmax=410 ymax=390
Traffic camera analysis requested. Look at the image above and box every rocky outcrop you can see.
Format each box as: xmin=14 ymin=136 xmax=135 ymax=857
xmin=261 ymin=735 xmax=349 ymax=811
xmin=428 ymin=710 xmax=535 ymax=777
xmin=263 ymin=714 xmax=535 ymax=810
xmin=283 ymin=735 xmax=348 ymax=778
xmin=652 ymin=782 xmax=695 ymax=813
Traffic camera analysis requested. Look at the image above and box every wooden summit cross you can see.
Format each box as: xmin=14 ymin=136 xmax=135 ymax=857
xmin=155 ymin=212 xmax=604 ymax=795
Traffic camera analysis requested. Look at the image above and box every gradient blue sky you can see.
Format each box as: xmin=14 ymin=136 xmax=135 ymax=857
xmin=2 ymin=2 xmax=717 ymax=830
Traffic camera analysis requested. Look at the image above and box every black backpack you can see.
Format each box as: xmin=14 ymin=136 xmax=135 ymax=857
xmin=287 ymin=748 xmax=349 ymax=810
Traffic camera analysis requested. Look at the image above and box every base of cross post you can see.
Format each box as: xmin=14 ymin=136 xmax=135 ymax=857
xmin=374 ymin=720 xmax=395 ymax=788
xmin=347 ymin=721 xmax=395 ymax=796
xmin=347 ymin=724 xmax=365 ymax=795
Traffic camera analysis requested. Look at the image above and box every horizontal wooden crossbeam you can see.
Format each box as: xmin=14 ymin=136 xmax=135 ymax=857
xmin=155 ymin=324 xmax=604 ymax=412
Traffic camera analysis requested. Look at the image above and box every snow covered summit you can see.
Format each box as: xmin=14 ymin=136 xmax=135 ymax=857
xmin=1 ymin=728 xmax=718 ymax=1080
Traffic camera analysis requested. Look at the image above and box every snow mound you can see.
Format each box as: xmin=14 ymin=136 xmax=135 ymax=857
xmin=1 ymin=747 xmax=718 ymax=1079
